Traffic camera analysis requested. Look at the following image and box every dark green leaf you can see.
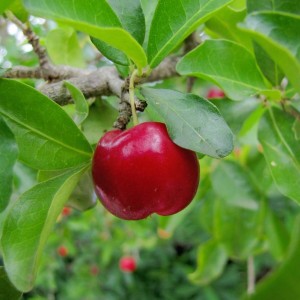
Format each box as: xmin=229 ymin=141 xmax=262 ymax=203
xmin=0 ymin=116 xmax=18 ymax=212
xmin=147 ymin=0 xmax=233 ymax=68
xmin=64 ymin=81 xmax=89 ymax=125
xmin=140 ymin=88 xmax=234 ymax=158
xmin=246 ymin=216 xmax=300 ymax=300
xmin=239 ymin=12 xmax=300 ymax=93
xmin=177 ymin=40 xmax=278 ymax=100
xmin=189 ymin=240 xmax=227 ymax=285
xmin=0 ymin=267 xmax=22 ymax=300
xmin=1 ymin=165 xmax=87 ymax=292
xmin=24 ymin=0 xmax=147 ymax=70
xmin=212 ymin=161 xmax=265 ymax=259
xmin=46 ymin=27 xmax=85 ymax=68
xmin=258 ymin=107 xmax=300 ymax=203
xmin=0 ymin=79 xmax=92 ymax=170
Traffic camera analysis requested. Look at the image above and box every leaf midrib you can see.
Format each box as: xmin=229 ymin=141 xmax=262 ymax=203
xmin=0 ymin=109 xmax=92 ymax=158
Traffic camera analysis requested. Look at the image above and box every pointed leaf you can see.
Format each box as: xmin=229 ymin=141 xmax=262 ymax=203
xmin=147 ymin=0 xmax=233 ymax=67
xmin=64 ymin=81 xmax=89 ymax=126
xmin=0 ymin=116 xmax=18 ymax=212
xmin=258 ymin=107 xmax=300 ymax=203
xmin=0 ymin=79 xmax=92 ymax=170
xmin=239 ymin=12 xmax=300 ymax=93
xmin=0 ymin=267 xmax=22 ymax=300
xmin=177 ymin=40 xmax=278 ymax=100
xmin=189 ymin=240 xmax=227 ymax=285
xmin=23 ymin=0 xmax=147 ymax=70
xmin=140 ymin=88 xmax=234 ymax=158
xmin=1 ymin=165 xmax=87 ymax=292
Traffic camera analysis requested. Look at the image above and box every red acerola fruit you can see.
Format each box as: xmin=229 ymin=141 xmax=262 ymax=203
xmin=119 ymin=256 xmax=137 ymax=273
xmin=92 ymin=122 xmax=200 ymax=220
xmin=206 ymin=87 xmax=225 ymax=99
xmin=57 ymin=246 xmax=68 ymax=257
xmin=62 ymin=206 xmax=72 ymax=217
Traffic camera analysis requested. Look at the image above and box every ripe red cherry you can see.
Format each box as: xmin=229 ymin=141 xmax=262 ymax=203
xmin=119 ymin=256 xmax=136 ymax=273
xmin=92 ymin=122 xmax=199 ymax=220
xmin=206 ymin=87 xmax=225 ymax=99
xmin=57 ymin=246 xmax=68 ymax=257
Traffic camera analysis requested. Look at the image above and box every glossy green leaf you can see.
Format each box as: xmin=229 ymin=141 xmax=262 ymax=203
xmin=147 ymin=0 xmax=233 ymax=68
xmin=212 ymin=161 xmax=265 ymax=259
xmin=258 ymin=107 xmax=300 ymax=203
xmin=239 ymin=12 xmax=300 ymax=93
xmin=0 ymin=79 xmax=92 ymax=170
xmin=205 ymin=6 xmax=252 ymax=49
xmin=140 ymin=88 xmax=234 ymax=158
xmin=189 ymin=240 xmax=227 ymax=285
xmin=177 ymin=40 xmax=277 ymax=101
xmin=247 ymin=0 xmax=300 ymax=15
xmin=246 ymin=216 xmax=300 ymax=300
xmin=46 ymin=27 xmax=85 ymax=68
xmin=64 ymin=81 xmax=89 ymax=125
xmin=0 ymin=267 xmax=22 ymax=300
xmin=0 ymin=116 xmax=18 ymax=212
xmin=91 ymin=0 xmax=145 ymax=66
xmin=1 ymin=165 xmax=87 ymax=292
xmin=23 ymin=0 xmax=147 ymax=70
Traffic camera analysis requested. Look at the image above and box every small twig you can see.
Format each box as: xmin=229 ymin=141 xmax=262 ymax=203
xmin=186 ymin=77 xmax=196 ymax=93
xmin=247 ymin=256 xmax=255 ymax=295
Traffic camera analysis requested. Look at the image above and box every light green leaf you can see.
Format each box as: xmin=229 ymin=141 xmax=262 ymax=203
xmin=64 ymin=81 xmax=88 ymax=125
xmin=258 ymin=107 xmax=300 ymax=203
xmin=0 ymin=79 xmax=92 ymax=170
xmin=0 ymin=267 xmax=22 ymax=300
xmin=177 ymin=40 xmax=278 ymax=101
xmin=46 ymin=27 xmax=85 ymax=68
xmin=5 ymin=0 xmax=29 ymax=22
xmin=247 ymin=0 xmax=300 ymax=15
xmin=189 ymin=240 xmax=227 ymax=285
xmin=1 ymin=165 xmax=87 ymax=292
xmin=140 ymin=88 xmax=234 ymax=158
xmin=0 ymin=116 xmax=18 ymax=212
xmin=0 ymin=0 xmax=11 ymax=14
xmin=239 ymin=12 xmax=300 ymax=93
xmin=212 ymin=161 xmax=265 ymax=259
xmin=246 ymin=216 xmax=300 ymax=300
xmin=147 ymin=0 xmax=233 ymax=68
xmin=23 ymin=0 xmax=147 ymax=70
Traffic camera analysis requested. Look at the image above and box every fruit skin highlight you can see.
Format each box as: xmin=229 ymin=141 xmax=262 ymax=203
xmin=92 ymin=122 xmax=200 ymax=220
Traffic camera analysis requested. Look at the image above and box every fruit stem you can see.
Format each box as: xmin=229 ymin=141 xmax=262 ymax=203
xmin=129 ymin=69 xmax=139 ymax=126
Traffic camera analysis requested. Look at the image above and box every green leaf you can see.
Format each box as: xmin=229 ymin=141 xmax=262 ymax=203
xmin=0 ymin=0 xmax=11 ymax=14
xmin=239 ymin=12 xmax=300 ymax=94
xmin=0 ymin=79 xmax=92 ymax=170
xmin=23 ymin=0 xmax=147 ymax=70
xmin=0 ymin=267 xmax=22 ymax=300
xmin=91 ymin=0 xmax=145 ymax=66
xmin=140 ymin=88 xmax=234 ymax=158
xmin=246 ymin=215 xmax=300 ymax=300
xmin=147 ymin=0 xmax=233 ymax=68
xmin=177 ymin=40 xmax=278 ymax=101
xmin=46 ymin=27 xmax=85 ymax=68
xmin=5 ymin=0 xmax=29 ymax=22
xmin=0 ymin=116 xmax=18 ymax=212
xmin=1 ymin=165 xmax=87 ymax=292
xmin=258 ymin=107 xmax=300 ymax=204
xmin=212 ymin=161 xmax=265 ymax=259
xmin=205 ymin=6 xmax=252 ymax=49
xmin=247 ymin=0 xmax=300 ymax=15
xmin=189 ymin=240 xmax=227 ymax=285
xmin=64 ymin=81 xmax=89 ymax=125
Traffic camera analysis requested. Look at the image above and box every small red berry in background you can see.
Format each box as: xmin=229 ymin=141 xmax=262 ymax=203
xmin=119 ymin=256 xmax=137 ymax=273
xmin=90 ymin=265 xmax=100 ymax=276
xmin=206 ymin=87 xmax=225 ymax=99
xmin=62 ymin=206 xmax=72 ymax=217
xmin=57 ymin=246 xmax=68 ymax=257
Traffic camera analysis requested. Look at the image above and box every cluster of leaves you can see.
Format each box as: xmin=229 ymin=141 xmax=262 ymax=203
xmin=0 ymin=0 xmax=300 ymax=299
